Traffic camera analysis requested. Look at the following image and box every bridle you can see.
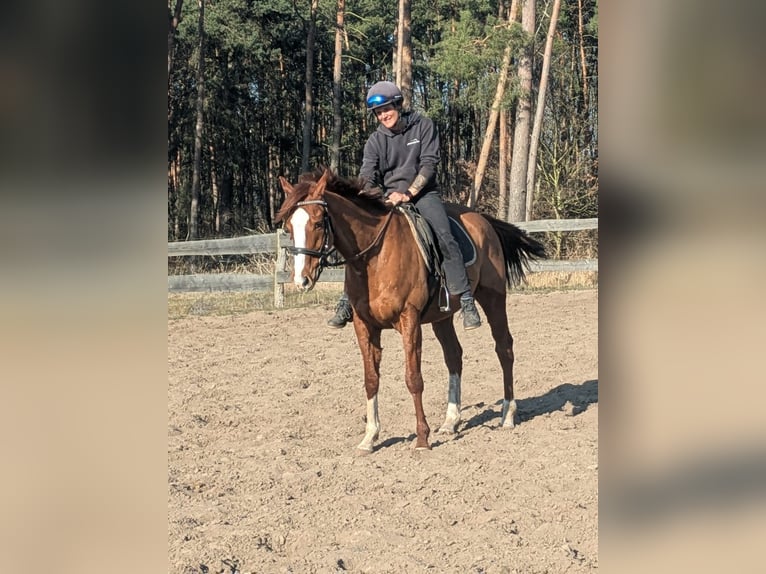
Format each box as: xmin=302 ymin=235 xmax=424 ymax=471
xmin=285 ymin=200 xmax=343 ymax=272
xmin=285 ymin=198 xmax=395 ymax=280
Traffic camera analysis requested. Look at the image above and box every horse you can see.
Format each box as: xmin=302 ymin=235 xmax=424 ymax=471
xmin=276 ymin=168 xmax=546 ymax=452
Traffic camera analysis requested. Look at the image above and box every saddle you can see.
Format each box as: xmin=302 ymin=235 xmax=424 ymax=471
xmin=397 ymin=203 xmax=477 ymax=311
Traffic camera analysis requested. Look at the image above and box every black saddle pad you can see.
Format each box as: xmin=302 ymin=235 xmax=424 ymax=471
xmin=448 ymin=216 xmax=477 ymax=266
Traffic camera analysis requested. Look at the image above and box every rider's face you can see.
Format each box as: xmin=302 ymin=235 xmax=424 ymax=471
xmin=373 ymin=104 xmax=400 ymax=129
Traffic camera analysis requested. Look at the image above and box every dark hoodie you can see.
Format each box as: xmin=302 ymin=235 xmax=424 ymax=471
xmin=358 ymin=111 xmax=440 ymax=195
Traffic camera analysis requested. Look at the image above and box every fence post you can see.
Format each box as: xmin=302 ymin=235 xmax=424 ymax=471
xmin=274 ymin=231 xmax=286 ymax=308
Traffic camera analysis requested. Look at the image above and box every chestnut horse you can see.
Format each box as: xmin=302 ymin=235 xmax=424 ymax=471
xmin=276 ymin=169 xmax=545 ymax=452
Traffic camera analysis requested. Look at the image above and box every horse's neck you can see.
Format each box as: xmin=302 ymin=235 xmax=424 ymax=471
xmin=325 ymin=192 xmax=390 ymax=260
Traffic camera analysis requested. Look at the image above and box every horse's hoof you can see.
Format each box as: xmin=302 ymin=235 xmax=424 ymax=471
xmin=437 ymin=426 xmax=456 ymax=435
xmin=355 ymin=446 xmax=373 ymax=455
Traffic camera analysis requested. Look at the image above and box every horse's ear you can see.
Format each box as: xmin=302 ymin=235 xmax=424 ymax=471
xmin=279 ymin=176 xmax=294 ymax=195
xmin=309 ymin=169 xmax=330 ymax=199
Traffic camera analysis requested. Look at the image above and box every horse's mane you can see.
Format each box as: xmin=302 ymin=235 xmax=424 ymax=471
xmin=275 ymin=168 xmax=389 ymax=223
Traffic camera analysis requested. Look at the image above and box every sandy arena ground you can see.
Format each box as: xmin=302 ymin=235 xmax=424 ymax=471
xmin=168 ymin=288 xmax=598 ymax=573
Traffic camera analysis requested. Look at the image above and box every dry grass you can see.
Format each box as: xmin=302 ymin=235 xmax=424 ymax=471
xmin=168 ymin=272 xmax=597 ymax=319
xmin=168 ymin=253 xmax=276 ymax=276
xmin=519 ymin=270 xmax=598 ymax=291
xmin=168 ymin=283 xmax=344 ymax=319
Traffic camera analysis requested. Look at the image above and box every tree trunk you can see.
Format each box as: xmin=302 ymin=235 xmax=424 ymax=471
xmin=577 ymin=0 xmax=589 ymax=108
xmin=330 ymin=0 xmax=345 ymax=173
xmin=209 ymin=143 xmax=219 ymax=233
xmin=507 ymin=0 xmax=534 ymax=223
xmin=468 ymin=40 xmax=513 ymax=208
xmin=470 ymin=0 xmax=521 ymax=211
xmin=168 ymin=151 xmax=181 ymax=240
xmin=167 ymin=0 xmax=184 ymax=79
xmin=301 ymin=0 xmax=319 ymax=173
xmin=450 ymin=80 xmax=460 ymax=192
xmin=395 ymin=0 xmax=413 ymax=108
xmin=167 ymin=0 xmax=184 ymax=232
xmin=526 ymin=0 xmax=561 ymax=220
xmin=219 ymin=173 xmax=233 ymax=237
xmin=189 ymin=0 xmax=205 ymax=240
xmin=497 ymin=0 xmax=519 ymax=217
xmin=497 ymin=108 xmax=508 ymax=217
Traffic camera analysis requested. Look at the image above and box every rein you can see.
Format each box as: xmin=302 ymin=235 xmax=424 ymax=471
xmin=286 ymin=199 xmax=395 ymax=272
xmin=347 ymin=209 xmax=395 ymax=262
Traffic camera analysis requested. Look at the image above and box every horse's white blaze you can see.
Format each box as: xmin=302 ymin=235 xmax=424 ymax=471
xmin=438 ymin=373 xmax=462 ymax=433
xmin=357 ymin=394 xmax=380 ymax=452
xmin=501 ymin=398 xmax=517 ymax=428
xmin=289 ymin=208 xmax=309 ymax=287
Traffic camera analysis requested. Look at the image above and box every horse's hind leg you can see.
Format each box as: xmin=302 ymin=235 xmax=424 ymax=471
xmin=475 ymin=288 xmax=517 ymax=428
xmin=431 ymin=319 xmax=463 ymax=434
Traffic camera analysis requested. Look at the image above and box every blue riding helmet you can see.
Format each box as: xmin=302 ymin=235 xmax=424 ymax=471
xmin=366 ymin=81 xmax=403 ymax=111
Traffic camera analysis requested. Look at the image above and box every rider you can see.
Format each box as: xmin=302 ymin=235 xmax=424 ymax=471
xmin=327 ymin=80 xmax=482 ymax=331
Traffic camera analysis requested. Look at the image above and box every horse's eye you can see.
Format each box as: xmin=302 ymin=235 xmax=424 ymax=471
xmin=314 ymin=222 xmax=323 ymax=230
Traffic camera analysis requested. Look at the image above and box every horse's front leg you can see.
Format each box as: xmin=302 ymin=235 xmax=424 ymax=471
xmin=400 ymin=313 xmax=430 ymax=450
xmin=431 ymin=320 xmax=463 ymax=434
xmin=352 ymin=318 xmax=382 ymax=453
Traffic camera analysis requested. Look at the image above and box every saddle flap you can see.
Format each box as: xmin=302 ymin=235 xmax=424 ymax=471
xmin=397 ymin=205 xmax=477 ymax=271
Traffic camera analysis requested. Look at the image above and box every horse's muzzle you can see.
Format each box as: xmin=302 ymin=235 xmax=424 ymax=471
xmin=295 ymin=274 xmax=316 ymax=292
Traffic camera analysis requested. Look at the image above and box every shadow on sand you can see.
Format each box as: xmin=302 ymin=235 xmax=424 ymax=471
xmin=460 ymin=378 xmax=599 ymax=431
xmin=372 ymin=380 xmax=598 ymax=450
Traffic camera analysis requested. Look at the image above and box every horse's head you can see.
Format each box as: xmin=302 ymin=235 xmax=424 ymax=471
xmin=277 ymin=170 xmax=334 ymax=291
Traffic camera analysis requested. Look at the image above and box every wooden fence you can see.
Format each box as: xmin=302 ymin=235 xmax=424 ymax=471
xmin=168 ymin=218 xmax=597 ymax=306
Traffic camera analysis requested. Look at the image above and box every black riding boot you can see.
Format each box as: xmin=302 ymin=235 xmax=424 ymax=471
xmin=460 ymin=295 xmax=482 ymax=330
xmin=327 ymin=295 xmax=353 ymax=328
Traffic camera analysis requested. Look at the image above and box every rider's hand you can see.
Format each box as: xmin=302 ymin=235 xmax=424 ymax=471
xmin=384 ymin=190 xmax=412 ymax=206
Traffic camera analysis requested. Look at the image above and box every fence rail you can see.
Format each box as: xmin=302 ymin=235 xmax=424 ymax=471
xmin=168 ymin=218 xmax=598 ymax=304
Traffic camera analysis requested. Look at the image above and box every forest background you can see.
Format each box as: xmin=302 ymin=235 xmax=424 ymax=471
xmin=167 ymin=0 xmax=598 ymax=260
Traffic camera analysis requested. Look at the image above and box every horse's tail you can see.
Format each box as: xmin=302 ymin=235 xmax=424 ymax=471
xmin=482 ymin=214 xmax=547 ymax=287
